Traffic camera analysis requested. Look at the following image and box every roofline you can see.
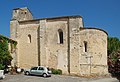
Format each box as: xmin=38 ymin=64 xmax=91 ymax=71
xmin=42 ymin=15 xmax=83 ymax=19
xmin=15 ymin=15 xmax=82 ymax=23
xmin=12 ymin=7 xmax=82 ymax=22
xmin=13 ymin=8 xmax=21 ymax=10
xmin=0 ymin=34 xmax=17 ymax=43
xmin=80 ymin=27 xmax=108 ymax=35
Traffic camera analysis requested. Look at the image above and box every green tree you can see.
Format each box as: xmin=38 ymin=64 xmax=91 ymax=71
xmin=108 ymin=37 xmax=120 ymax=75
xmin=108 ymin=37 xmax=120 ymax=55
xmin=0 ymin=37 xmax=12 ymax=69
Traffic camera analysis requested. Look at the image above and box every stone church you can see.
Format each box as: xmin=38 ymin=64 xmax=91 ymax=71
xmin=10 ymin=7 xmax=108 ymax=76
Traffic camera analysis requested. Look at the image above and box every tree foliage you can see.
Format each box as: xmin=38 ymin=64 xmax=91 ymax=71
xmin=0 ymin=36 xmax=13 ymax=69
xmin=108 ymin=37 xmax=120 ymax=55
xmin=108 ymin=50 xmax=120 ymax=74
xmin=108 ymin=37 xmax=120 ymax=75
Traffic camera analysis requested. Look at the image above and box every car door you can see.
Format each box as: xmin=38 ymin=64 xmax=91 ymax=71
xmin=37 ymin=67 xmax=44 ymax=75
xmin=30 ymin=67 xmax=38 ymax=75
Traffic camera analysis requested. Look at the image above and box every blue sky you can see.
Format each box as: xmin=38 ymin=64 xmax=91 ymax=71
xmin=0 ymin=0 xmax=120 ymax=38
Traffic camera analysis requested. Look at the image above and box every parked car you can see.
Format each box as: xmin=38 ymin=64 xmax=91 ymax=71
xmin=24 ymin=66 xmax=51 ymax=77
xmin=0 ymin=70 xmax=5 ymax=79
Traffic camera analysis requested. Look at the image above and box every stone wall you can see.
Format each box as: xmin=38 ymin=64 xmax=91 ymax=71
xmin=17 ymin=23 xmax=39 ymax=68
xmin=10 ymin=20 xmax=19 ymax=40
xmin=69 ymin=17 xmax=83 ymax=74
xmin=44 ymin=18 xmax=68 ymax=74
xmin=79 ymin=28 xmax=108 ymax=76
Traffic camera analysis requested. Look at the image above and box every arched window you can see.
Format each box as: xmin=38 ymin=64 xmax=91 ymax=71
xmin=25 ymin=12 xmax=27 ymax=14
xmin=58 ymin=29 xmax=63 ymax=44
xmin=84 ymin=41 xmax=87 ymax=52
xmin=28 ymin=34 xmax=31 ymax=43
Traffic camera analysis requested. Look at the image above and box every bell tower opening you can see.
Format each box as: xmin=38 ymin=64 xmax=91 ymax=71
xmin=12 ymin=7 xmax=33 ymax=21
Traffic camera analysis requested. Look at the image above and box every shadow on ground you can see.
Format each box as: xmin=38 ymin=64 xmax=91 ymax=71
xmin=110 ymin=73 xmax=120 ymax=82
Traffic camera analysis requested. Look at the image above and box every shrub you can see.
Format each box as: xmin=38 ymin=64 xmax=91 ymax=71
xmin=0 ymin=64 xmax=4 ymax=70
xmin=108 ymin=50 xmax=120 ymax=75
xmin=51 ymin=68 xmax=62 ymax=75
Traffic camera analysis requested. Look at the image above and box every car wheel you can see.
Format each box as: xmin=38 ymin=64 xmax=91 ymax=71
xmin=43 ymin=73 xmax=47 ymax=78
xmin=25 ymin=72 xmax=30 ymax=75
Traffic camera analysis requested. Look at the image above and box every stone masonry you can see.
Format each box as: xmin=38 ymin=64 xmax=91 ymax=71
xmin=10 ymin=7 xmax=108 ymax=76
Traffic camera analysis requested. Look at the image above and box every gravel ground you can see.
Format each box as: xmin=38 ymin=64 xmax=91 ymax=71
xmin=0 ymin=74 xmax=119 ymax=82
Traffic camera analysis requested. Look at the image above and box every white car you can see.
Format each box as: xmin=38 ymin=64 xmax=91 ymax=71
xmin=0 ymin=70 xmax=5 ymax=79
xmin=24 ymin=66 xmax=51 ymax=77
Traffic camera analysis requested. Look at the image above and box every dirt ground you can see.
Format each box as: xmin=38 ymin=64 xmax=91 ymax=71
xmin=0 ymin=74 xmax=119 ymax=82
